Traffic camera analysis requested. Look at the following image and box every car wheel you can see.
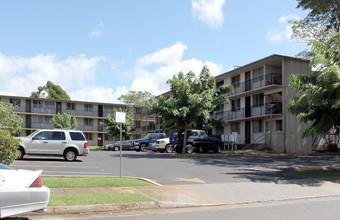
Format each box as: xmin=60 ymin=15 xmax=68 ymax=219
xmin=16 ymin=147 xmax=24 ymax=160
xmin=186 ymin=144 xmax=194 ymax=154
xmin=140 ymin=144 xmax=147 ymax=152
xmin=165 ymin=144 xmax=173 ymax=153
xmin=64 ymin=149 xmax=77 ymax=161
xmin=113 ymin=146 xmax=119 ymax=151
xmin=214 ymin=145 xmax=222 ymax=153
xmin=175 ymin=145 xmax=182 ymax=154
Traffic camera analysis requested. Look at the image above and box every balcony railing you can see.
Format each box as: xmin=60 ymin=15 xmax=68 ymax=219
xmin=228 ymin=73 xmax=282 ymax=96
xmin=213 ymin=102 xmax=282 ymax=121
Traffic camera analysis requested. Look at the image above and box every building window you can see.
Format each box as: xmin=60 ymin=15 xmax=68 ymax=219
xmin=84 ymin=133 xmax=93 ymax=140
xmin=231 ymin=75 xmax=240 ymax=88
xmin=104 ymin=105 xmax=114 ymax=113
xmin=84 ymin=104 xmax=93 ymax=112
xmin=32 ymin=116 xmax=43 ymax=123
xmin=231 ymin=122 xmax=240 ymax=134
xmin=10 ymin=98 xmax=21 ymax=107
xmin=253 ymin=93 xmax=264 ymax=107
xmin=253 ymin=119 xmax=264 ymax=133
xmin=135 ymin=121 xmax=141 ymax=128
xmin=231 ymin=99 xmax=240 ymax=111
xmin=135 ymin=107 xmax=142 ymax=114
xmin=33 ymin=100 xmax=43 ymax=108
xmin=84 ymin=118 xmax=93 ymax=126
xmin=66 ymin=102 xmax=76 ymax=110
xmin=253 ymin=67 xmax=264 ymax=82
xmin=45 ymin=101 xmax=55 ymax=109
xmin=45 ymin=116 xmax=52 ymax=124
xmin=215 ymin=125 xmax=224 ymax=135
xmin=105 ymin=135 xmax=113 ymax=141
xmin=275 ymin=120 xmax=283 ymax=131
xmin=216 ymin=81 xmax=224 ymax=89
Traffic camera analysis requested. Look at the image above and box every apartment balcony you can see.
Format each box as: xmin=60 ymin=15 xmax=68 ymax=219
xmin=214 ymin=102 xmax=282 ymax=121
xmin=142 ymin=124 xmax=156 ymax=132
xmin=228 ymin=73 xmax=282 ymax=97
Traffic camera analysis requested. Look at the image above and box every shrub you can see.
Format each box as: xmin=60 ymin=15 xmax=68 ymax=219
xmin=0 ymin=130 xmax=21 ymax=165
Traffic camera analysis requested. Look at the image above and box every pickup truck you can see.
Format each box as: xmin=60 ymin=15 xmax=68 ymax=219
xmin=134 ymin=133 xmax=167 ymax=152
xmin=171 ymin=129 xmax=222 ymax=154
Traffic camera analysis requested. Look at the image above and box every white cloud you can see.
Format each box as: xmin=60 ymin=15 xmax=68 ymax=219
xmin=69 ymin=86 xmax=128 ymax=103
xmin=0 ymin=43 xmax=223 ymax=103
xmin=129 ymin=42 xmax=223 ymax=95
xmin=191 ymin=0 xmax=225 ymax=29
xmin=0 ymin=52 xmax=104 ymax=98
xmin=89 ymin=22 xmax=104 ymax=38
xmin=266 ymin=14 xmax=300 ymax=43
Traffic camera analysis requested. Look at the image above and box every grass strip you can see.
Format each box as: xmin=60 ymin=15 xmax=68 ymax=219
xmin=42 ymin=177 xmax=154 ymax=188
xmin=49 ymin=193 xmax=154 ymax=206
xmin=88 ymin=146 xmax=104 ymax=151
xmin=286 ymin=170 xmax=340 ymax=179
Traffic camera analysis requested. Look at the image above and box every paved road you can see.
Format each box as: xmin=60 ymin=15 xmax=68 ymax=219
xmin=11 ymin=150 xmax=340 ymax=185
xmin=79 ymin=196 xmax=340 ymax=220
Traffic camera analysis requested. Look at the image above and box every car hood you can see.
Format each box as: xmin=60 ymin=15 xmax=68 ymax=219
xmin=134 ymin=138 xmax=147 ymax=142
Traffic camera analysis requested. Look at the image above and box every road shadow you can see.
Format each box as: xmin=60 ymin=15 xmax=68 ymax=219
xmin=110 ymin=151 xmax=173 ymax=159
xmin=185 ymin=155 xmax=340 ymax=186
xmin=18 ymin=157 xmax=83 ymax=162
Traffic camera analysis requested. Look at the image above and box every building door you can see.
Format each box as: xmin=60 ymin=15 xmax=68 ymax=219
xmin=25 ymin=100 xmax=31 ymax=112
xmin=97 ymin=133 xmax=103 ymax=146
xmin=25 ymin=115 xmax=31 ymax=128
xmin=56 ymin=102 xmax=62 ymax=114
xmin=245 ymin=121 xmax=251 ymax=144
xmin=98 ymin=105 xmax=103 ymax=117
xmin=245 ymin=96 xmax=251 ymax=118
xmin=245 ymin=71 xmax=251 ymax=91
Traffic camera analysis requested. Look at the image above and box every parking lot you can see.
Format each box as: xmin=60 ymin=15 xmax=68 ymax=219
xmin=11 ymin=150 xmax=340 ymax=185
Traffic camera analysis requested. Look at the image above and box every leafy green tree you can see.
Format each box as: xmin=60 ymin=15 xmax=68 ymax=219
xmin=0 ymin=102 xmax=23 ymax=164
xmin=148 ymin=66 xmax=232 ymax=153
xmin=288 ymin=33 xmax=340 ymax=140
xmin=51 ymin=113 xmax=78 ymax=129
xmin=0 ymin=102 xmax=23 ymax=135
xmin=118 ymin=91 xmax=153 ymax=106
xmin=30 ymin=81 xmax=70 ymax=100
xmin=101 ymin=108 xmax=134 ymax=138
xmin=291 ymin=0 xmax=340 ymax=58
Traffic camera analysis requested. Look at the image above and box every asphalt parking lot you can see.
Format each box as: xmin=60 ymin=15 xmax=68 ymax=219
xmin=11 ymin=150 xmax=340 ymax=185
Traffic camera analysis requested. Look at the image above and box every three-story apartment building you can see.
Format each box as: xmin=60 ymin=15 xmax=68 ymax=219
xmin=0 ymin=96 xmax=157 ymax=146
xmin=213 ymin=54 xmax=313 ymax=154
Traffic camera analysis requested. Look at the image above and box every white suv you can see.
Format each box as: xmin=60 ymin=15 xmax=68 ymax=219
xmin=15 ymin=129 xmax=89 ymax=161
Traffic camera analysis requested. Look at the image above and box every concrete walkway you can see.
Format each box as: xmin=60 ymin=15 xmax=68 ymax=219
xmin=133 ymin=181 xmax=340 ymax=208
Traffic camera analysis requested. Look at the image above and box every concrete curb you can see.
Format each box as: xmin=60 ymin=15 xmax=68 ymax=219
xmin=26 ymin=202 xmax=159 ymax=216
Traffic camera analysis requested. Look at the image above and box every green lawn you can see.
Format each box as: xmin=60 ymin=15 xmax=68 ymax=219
xmin=42 ymin=177 xmax=155 ymax=206
xmin=49 ymin=193 xmax=154 ymax=206
xmin=42 ymin=177 xmax=154 ymax=188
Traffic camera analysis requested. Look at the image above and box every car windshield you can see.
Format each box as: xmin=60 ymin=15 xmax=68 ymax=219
xmin=27 ymin=130 xmax=40 ymax=138
xmin=200 ymin=131 xmax=208 ymax=137
xmin=144 ymin=134 xmax=153 ymax=139
xmin=0 ymin=163 xmax=14 ymax=170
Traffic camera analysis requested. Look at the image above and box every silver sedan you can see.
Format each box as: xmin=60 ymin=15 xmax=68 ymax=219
xmin=0 ymin=163 xmax=50 ymax=218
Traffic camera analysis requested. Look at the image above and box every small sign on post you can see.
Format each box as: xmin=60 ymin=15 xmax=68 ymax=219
xmin=115 ymin=112 xmax=126 ymax=178
xmin=115 ymin=112 xmax=126 ymax=123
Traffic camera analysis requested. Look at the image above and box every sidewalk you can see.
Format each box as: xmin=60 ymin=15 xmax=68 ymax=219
xmin=27 ymin=180 xmax=340 ymax=218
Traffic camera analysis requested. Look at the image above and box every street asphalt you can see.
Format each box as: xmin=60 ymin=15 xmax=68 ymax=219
xmin=18 ymin=150 xmax=340 ymax=219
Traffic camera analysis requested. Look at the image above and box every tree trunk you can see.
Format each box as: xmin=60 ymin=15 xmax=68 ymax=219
xmin=182 ymin=125 xmax=188 ymax=154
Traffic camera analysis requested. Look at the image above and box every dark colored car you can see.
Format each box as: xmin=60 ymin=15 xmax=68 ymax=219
xmin=134 ymin=133 xmax=167 ymax=152
xmin=108 ymin=140 xmax=140 ymax=151
xmin=172 ymin=129 xmax=222 ymax=154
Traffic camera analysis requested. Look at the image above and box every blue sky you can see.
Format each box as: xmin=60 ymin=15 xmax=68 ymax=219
xmin=0 ymin=0 xmax=309 ymax=103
